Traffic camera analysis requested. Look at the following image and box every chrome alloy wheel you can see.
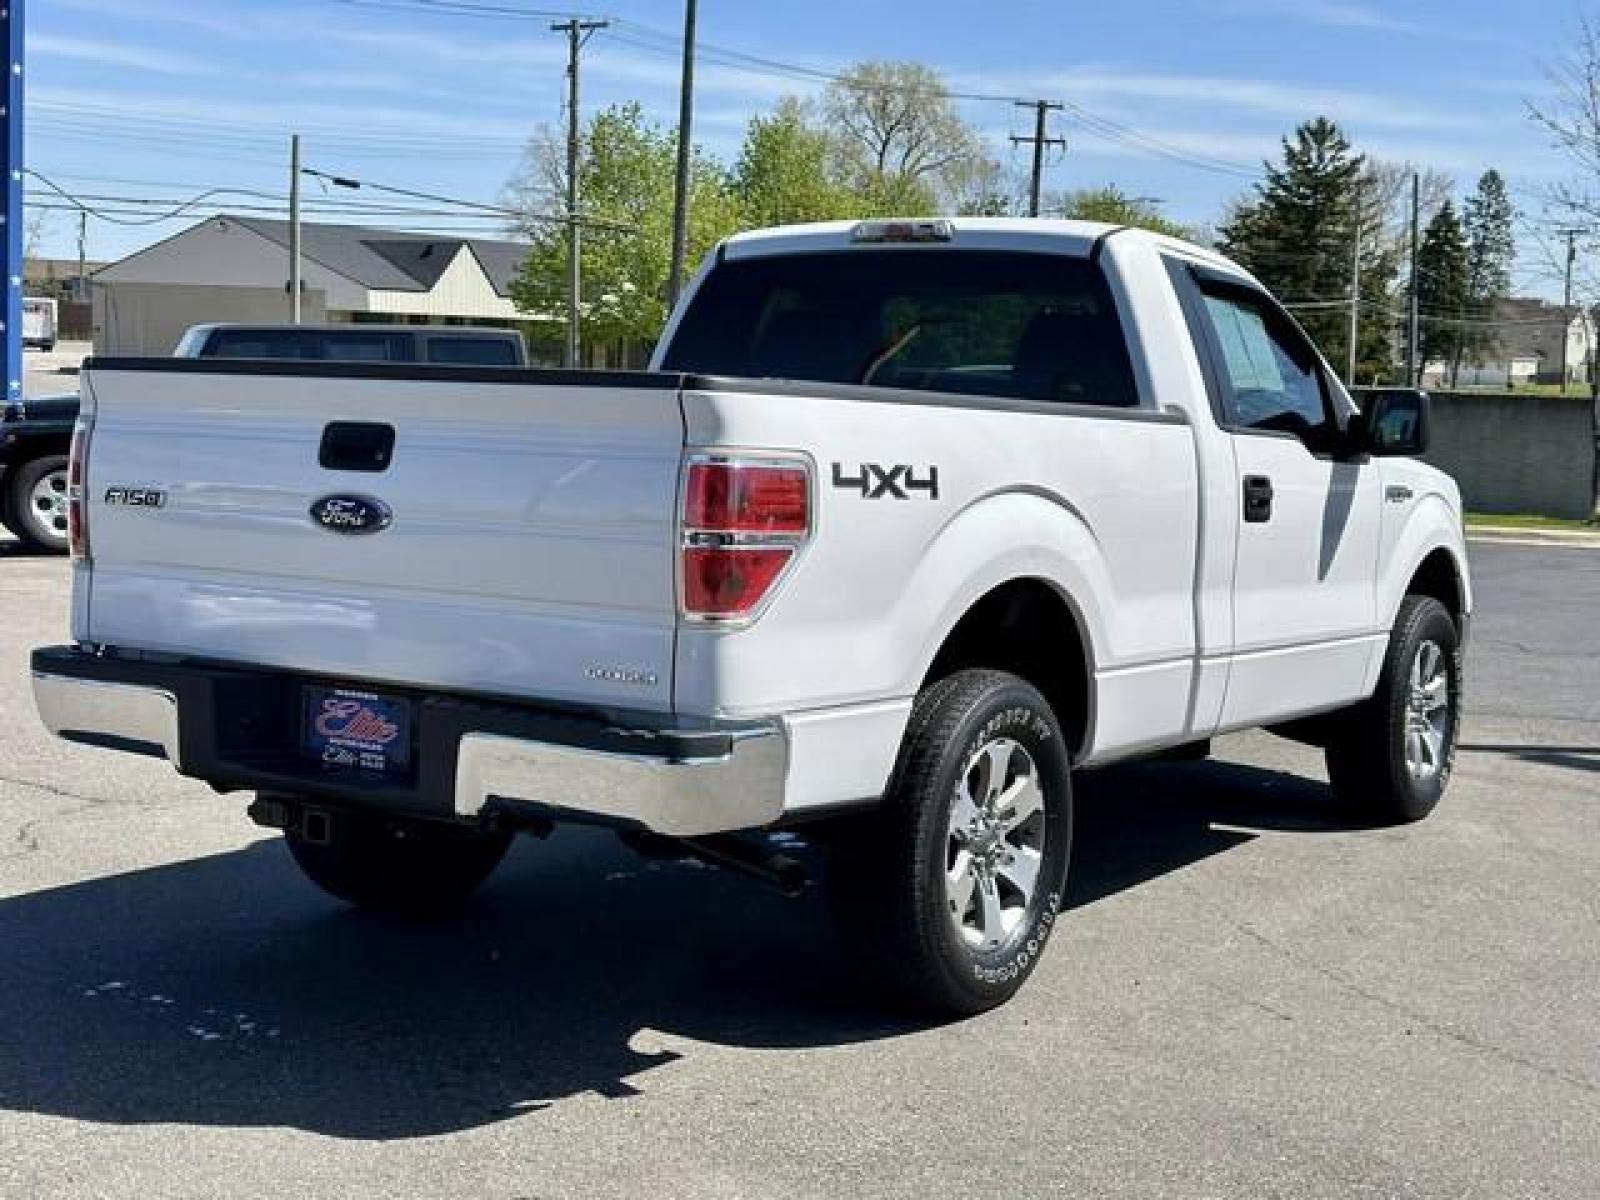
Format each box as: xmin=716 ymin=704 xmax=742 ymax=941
xmin=1404 ymin=639 xmax=1452 ymax=781
xmin=945 ymin=737 xmax=1047 ymax=951
xmin=27 ymin=467 xmax=70 ymax=543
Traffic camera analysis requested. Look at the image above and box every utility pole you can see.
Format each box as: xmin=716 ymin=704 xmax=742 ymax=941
xmin=1348 ymin=182 xmax=1363 ymax=386
xmin=551 ymin=17 xmax=607 ymax=369
xmin=1560 ymin=227 xmax=1580 ymax=393
xmin=289 ymin=133 xmax=302 ymax=324
xmin=1010 ymin=100 xmax=1064 ymax=218
xmin=666 ymin=0 xmax=697 ymax=308
xmin=1407 ymin=172 xmax=1421 ymax=388
xmin=75 ymin=209 xmax=86 ymax=302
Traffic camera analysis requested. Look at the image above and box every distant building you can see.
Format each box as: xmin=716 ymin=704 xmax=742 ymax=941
xmin=91 ymin=215 xmax=548 ymax=356
xmin=1427 ymin=297 xmax=1596 ymax=388
xmin=25 ymin=256 xmax=108 ymax=341
xmin=25 ymin=255 xmax=109 ymax=301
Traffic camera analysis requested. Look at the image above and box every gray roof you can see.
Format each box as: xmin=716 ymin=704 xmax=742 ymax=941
xmin=230 ymin=217 xmax=529 ymax=297
xmin=1484 ymin=297 xmax=1579 ymax=363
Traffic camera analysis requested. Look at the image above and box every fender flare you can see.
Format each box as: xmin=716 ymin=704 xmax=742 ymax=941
xmin=1378 ymin=495 xmax=1472 ymax=628
xmin=896 ymin=489 xmax=1107 ymax=754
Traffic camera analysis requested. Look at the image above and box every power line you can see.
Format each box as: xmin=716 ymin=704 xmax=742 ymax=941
xmin=327 ymin=0 xmax=1266 ymax=181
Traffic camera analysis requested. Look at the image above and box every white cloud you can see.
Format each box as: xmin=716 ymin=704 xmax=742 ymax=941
xmin=31 ymin=85 xmax=534 ymax=144
xmin=961 ymin=66 xmax=1485 ymax=134
xmin=28 ymin=33 xmax=223 ymax=77
xmin=1217 ymin=0 xmax=1427 ymax=35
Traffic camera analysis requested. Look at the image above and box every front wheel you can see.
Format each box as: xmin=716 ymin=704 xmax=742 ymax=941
xmin=3 ymin=454 xmax=71 ymax=554
xmin=831 ymin=669 xmax=1073 ymax=1015
xmin=284 ymin=808 xmax=512 ymax=915
xmin=1324 ymin=595 xmax=1462 ymax=823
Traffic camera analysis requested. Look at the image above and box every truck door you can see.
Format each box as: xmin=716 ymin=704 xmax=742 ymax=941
xmin=1180 ymin=273 xmax=1385 ymax=728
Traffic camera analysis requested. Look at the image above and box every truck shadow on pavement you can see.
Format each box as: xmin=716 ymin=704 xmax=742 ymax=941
xmin=0 ymin=756 xmax=1363 ymax=1141
xmin=1458 ymin=743 xmax=1600 ymax=775
xmin=0 ymin=538 xmax=51 ymax=559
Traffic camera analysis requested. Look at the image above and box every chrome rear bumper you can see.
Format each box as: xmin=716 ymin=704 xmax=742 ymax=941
xmin=31 ymin=648 xmax=787 ymax=837
xmin=454 ymin=727 xmax=787 ymax=836
xmin=33 ymin=671 xmax=183 ymax=767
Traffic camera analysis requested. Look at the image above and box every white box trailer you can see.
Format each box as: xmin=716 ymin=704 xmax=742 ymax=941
xmin=22 ymin=297 xmax=57 ymax=351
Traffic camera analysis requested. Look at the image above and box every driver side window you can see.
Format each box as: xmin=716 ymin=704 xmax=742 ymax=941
xmin=1200 ymin=291 xmax=1331 ymax=442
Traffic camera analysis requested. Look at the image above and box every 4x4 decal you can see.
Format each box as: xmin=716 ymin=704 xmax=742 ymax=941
xmin=831 ymin=462 xmax=939 ymax=500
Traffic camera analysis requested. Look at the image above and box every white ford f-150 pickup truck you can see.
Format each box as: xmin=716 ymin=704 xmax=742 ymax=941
xmin=32 ymin=218 xmax=1469 ymax=1014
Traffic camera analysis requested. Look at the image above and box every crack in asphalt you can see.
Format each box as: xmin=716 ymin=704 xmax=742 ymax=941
xmin=1226 ymin=919 xmax=1600 ymax=1098
xmin=0 ymin=775 xmax=196 ymax=863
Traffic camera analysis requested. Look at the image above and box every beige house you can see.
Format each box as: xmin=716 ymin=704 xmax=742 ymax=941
xmin=92 ymin=215 xmax=543 ymax=356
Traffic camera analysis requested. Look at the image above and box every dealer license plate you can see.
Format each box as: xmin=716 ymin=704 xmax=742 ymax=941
xmin=301 ymin=686 xmax=412 ymax=779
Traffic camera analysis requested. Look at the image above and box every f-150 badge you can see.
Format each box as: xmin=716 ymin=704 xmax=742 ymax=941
xmin=103 ymin=487 xmax=166 ymax=508
xmin=831 ymin=463 xmax=939 ymax=500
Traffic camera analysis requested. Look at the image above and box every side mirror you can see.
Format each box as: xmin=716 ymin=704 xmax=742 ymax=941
xmin=1353 ymin=389 xmax=1430 ymax=457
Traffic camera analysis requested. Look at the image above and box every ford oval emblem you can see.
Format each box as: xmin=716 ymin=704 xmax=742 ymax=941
xmin=310 ymin=494 xmax=393 ymax=535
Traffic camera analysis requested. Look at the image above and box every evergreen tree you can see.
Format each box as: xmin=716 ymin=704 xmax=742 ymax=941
xmin=1460 ymin=169 xmax=1516 ymax=372
xmin=1218 ymin=118 xmax=1393 ymax=380
xmin=1415 ymin=201 xmax=1471 ymax=378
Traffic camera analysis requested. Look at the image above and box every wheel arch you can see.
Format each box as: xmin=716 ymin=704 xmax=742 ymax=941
xmin=1378 ymin=495 xmax=1472 ymax=630
xmin=919 ymin=576 xmax=1097 ymax=763
xmin=1404 ymin=546 xmax=1468 ymax=626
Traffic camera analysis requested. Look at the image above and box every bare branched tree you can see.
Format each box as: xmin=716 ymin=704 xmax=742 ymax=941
xmin=1529 ymin=15 xmax=1600 ymax=514
xmin=1531 ymin=14 xmax=1600 ymax=226
xmin=822 ymin=61 xmax=983 ymax=212
xmin=24 ymin=209 xmax=50 ymax=261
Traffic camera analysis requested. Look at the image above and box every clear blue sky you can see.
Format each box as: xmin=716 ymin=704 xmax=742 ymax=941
xmin=21 ymin=0 xmax=1581 ymax=296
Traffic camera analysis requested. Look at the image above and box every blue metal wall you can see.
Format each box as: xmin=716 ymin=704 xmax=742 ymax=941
xmin=3 ymin=1 xmax=21 ymax=407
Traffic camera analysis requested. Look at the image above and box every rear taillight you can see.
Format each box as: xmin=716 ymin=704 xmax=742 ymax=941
xmin=680 ymin=457 xmax=811 ymax=622
xmin=67 ymin=420 xmax=91 ymax=563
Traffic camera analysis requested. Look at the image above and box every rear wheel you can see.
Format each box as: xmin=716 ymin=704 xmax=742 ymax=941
xmin=1324 ymin=595 xmax=1461 ymax=823
xmin=831 ymin=669 xmax=1072 ymax=1015
xmin=283 ymin=807 xmax=512 ymax=915
xmin=3 ymin=454 xmax=70 ymax=554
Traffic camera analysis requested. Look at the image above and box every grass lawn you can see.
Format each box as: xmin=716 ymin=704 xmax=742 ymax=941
xmin=1446 ymin=384 xmax=1595 ymax=397
xmin=1465 ymin=512 xmax=1597 ymax=531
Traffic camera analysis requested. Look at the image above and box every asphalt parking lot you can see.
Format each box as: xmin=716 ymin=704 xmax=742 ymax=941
xmin=0 ymin=536 xmax=1595 ymax=1199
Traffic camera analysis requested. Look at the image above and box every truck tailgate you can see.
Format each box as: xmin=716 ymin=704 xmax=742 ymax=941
xmin=78 ymin=363 xmax=685 ymax=713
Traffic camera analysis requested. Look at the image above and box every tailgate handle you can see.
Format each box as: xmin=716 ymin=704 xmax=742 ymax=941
xmin=319 ymin=422 xmax=395 ymax=472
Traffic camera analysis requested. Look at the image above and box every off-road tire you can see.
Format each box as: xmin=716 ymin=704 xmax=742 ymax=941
xmin=831 ymin=669 xmax=1073 ymax=1015
xmin=1324 ymin=595 xmax=1461 ymax=823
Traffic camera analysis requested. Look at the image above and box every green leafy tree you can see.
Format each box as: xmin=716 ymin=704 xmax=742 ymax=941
xmin=1218 ymin=118 xmax=1394 ymax=380
xmin=1052 ymin=185 xmax=1190 ymax=239
xmin=1459 ymin=169 xmax=1516 ymax=373
xmin=822 ymin=61 xmax=983 ymax=212
xmin=943 ymin=155 xmax=1021 ymax=216
xmin=1415 ymin=200 xmax=1471 ymax=379
xmin=507 ymin=103 xmax=742 ymax=359
xmin=732 ymin=98 xmax=862 ymax=227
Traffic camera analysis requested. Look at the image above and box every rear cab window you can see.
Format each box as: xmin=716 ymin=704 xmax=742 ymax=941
xmin=661 ymin=249 xmax=1140 ymax=408
xmin=203 ymin=330 xmax=415 ymax=362
xmin=425 ymin=336 xmax=520 ymax=366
